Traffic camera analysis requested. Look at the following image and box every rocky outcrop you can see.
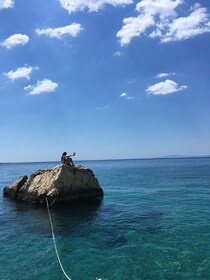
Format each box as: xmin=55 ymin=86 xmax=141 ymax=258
xmin=3 ymin=165 xmax=103 ymax=205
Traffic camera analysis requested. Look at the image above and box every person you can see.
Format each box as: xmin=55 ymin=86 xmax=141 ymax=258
xmin=61 ymin=152 xmax=76 ymax=166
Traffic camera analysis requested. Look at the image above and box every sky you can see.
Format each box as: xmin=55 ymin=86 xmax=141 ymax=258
xmin=0 ymin=0 xmax=210 ymax=162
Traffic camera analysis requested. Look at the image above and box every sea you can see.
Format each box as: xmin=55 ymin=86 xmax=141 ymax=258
xmin=0 ymin=158 xmax=210 ymax=280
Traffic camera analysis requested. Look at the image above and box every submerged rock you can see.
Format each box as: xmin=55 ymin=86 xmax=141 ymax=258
xmin=3 ymin=165 xmax=103 ymax=205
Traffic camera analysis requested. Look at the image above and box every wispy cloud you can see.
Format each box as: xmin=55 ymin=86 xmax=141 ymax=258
xmin=156 ymin=72 xmax=176 ymax=78
xmin=146 ymin=79 xmax=187 ymax=95
xmin=117 ymin=1 xmax=210 ymax=46
xmin=128 ymin=78 xmax=136 ymax=84
xmin=36 ymin=23 xmax=83 ymax=39
xmin=120 ymin=92 xmax=136 ymax=99
xmin=24 ymin=79 xmax=58 ymax=95
xmin=114 ymin=51 xmax=122 ymax=56
xmin=59 ymin=0 xmax=133 ymax=13
xmin=0 ymin=0 xmax=14 ymax=9
xmin=1 ymin=34 xmax=29 ymax=49
xmin=96 ymin=105 xmax=109 ymax=110
xmin=4 ymin=65 xmax=39 ymax=80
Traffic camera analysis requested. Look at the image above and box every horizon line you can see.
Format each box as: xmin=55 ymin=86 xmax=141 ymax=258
xmin=1 ymin=155 xmax=210 ymax=164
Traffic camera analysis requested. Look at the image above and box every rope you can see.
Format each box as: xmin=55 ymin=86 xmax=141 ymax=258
xmin=46 ymin=197 xmax=72 ymax=280
xmin=49 ymin=196 xmax=57 ymax=206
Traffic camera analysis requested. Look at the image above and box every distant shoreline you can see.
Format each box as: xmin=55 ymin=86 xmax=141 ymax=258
xmin=1 ymin=155 xmax=210 ymax=164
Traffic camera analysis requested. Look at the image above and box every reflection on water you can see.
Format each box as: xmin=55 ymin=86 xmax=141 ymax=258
xmin=2 ymin=198 xmax=103 ymax=237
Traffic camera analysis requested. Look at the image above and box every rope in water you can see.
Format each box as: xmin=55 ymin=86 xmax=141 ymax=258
xmin=46 ymin=197 xmax=72 ymax=280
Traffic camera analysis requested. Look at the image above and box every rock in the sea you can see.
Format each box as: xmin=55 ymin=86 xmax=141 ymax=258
xmin=3 ymin=165 xmax=103 ymax=205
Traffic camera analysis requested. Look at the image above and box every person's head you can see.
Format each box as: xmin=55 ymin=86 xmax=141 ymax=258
xmin=62 ymin=152 xmax=67 ymax=156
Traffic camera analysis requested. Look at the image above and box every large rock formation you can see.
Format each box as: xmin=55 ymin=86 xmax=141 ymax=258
xmin=3 ymin=165 xmax=103 ymax=205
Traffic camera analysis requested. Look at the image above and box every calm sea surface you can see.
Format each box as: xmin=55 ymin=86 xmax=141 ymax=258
xmin=0 ymin=158 xmax=210 ymax=280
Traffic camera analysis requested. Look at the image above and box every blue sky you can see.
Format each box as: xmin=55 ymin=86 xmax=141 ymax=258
xmin=0 ymin=0 xmax=210 ymax=162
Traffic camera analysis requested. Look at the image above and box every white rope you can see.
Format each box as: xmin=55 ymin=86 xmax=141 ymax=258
xmin=46 ymin=197 xmax=72 ymax=280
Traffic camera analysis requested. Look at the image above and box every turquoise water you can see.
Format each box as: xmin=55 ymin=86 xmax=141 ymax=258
xmin=0 ymin=158 xmax=210 ymax=280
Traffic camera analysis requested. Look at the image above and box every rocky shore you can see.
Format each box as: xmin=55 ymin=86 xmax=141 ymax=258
xmin=3 ymin=164 xmax=103 ymax=205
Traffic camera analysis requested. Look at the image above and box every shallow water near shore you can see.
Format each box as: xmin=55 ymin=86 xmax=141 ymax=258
xmin=0 ymin=158 xmax=210 ymax=280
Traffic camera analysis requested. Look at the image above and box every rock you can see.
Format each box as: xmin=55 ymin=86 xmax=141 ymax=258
xmin=3 ymin=165 xmax=103 ymax=205
xmin=3 ymin=175 xmax=28 ymax=199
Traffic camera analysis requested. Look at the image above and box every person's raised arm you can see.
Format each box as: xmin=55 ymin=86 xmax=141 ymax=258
xmin=68 ymin=152 xmax=76 ymax=157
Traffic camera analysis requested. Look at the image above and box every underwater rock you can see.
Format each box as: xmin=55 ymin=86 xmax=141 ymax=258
xmin=3 ymin=165 xmax=103 ymax=205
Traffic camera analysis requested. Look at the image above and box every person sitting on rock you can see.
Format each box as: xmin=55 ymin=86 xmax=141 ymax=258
xmin=61 ymin=152 xmax=76 ymax=166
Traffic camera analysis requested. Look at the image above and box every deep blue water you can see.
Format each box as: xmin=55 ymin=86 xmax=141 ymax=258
xmin=0 ymin=158 xmax=210 ymax=280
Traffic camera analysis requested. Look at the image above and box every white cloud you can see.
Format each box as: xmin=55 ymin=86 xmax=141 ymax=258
xmin=117 ymin=14 xmax=154 ymax=46
xmin=59 ymin=0 xmax=133 ymax=13
xmin=120 ymin=92 xmax=136 ymax=99
xmin=36 ymin=23 xmax=83 ymax=39
xmin=117 ymin=1 xmax=210 ymax=45
xmin=146 ymin=79 xmax=187 ymax=95
xmin=4 ymin=65 xmax=39 ymax=80
xmin=24 ymin=79 xmax=58 ymax=95
xmin=0 ymin=0 xmax=14 ymax=9
xmin=161 ymin=4 xmax=210 ymax=42
xmin=1 ymin=34 xmax=29 ymax=49
xmin=136 ymin=0 xmax=182 ymax=17
xmin=156 ymin=72 xmax=175 ymax=78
